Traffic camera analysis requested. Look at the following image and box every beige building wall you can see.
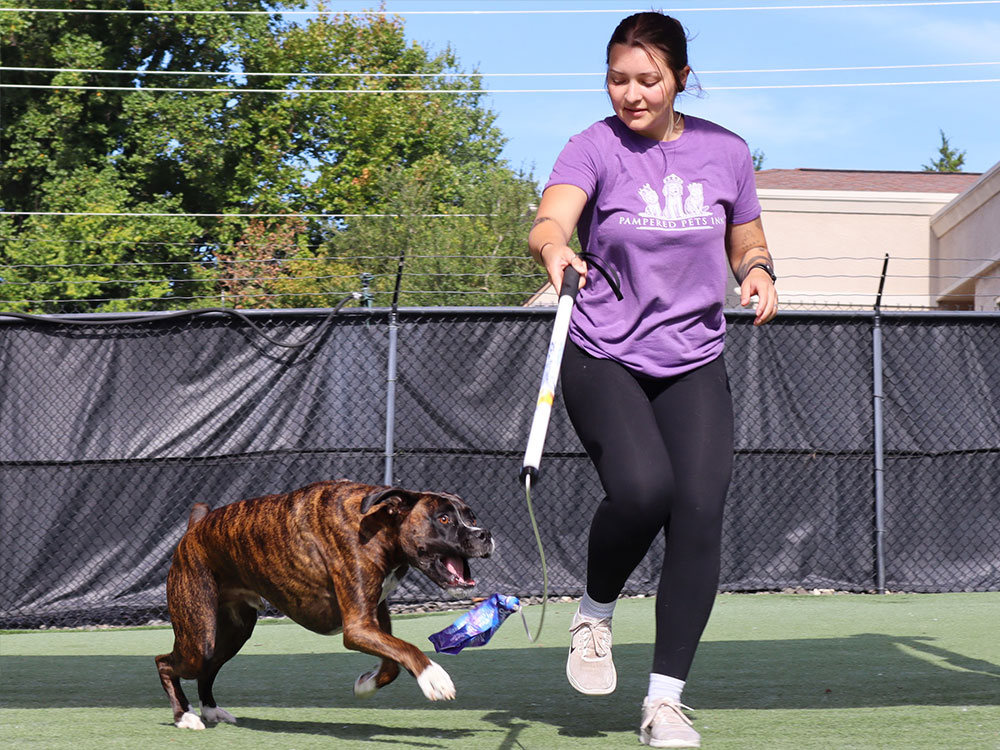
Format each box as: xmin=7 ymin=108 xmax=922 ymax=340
xmin=930 ymin=162 xmax=1000 ymax=311
xmin=755 ymin=190 xmax=959 ymax=310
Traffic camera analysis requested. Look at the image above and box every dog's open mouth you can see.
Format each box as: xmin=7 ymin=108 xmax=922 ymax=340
xmin=436 ymin=554 xmax=475 ymax=588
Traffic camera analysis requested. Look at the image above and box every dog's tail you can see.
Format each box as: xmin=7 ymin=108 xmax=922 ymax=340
xmin=187 ymin=503 xmax=210 ymax=530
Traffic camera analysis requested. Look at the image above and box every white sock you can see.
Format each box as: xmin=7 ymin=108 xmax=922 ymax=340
xmin=647 ymin=673 xmax=685 ymax=704
xmin=578 ymin=591 xmax=616 ymax=620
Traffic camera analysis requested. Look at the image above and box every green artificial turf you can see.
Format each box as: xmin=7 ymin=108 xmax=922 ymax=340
xmin=2 ymin=593 xmax=997 ymax=749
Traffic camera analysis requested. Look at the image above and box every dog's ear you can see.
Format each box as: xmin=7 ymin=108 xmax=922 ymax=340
xmin=360 ymin=487 xmax=420 ymax=517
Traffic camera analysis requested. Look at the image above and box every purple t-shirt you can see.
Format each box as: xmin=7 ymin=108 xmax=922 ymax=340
xmin=545 ymin=115 xmax=761 ymax=377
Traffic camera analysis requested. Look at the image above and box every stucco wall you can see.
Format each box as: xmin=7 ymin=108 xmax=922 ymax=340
xmin=931 ymin=162 xmax=1000 ymax=311
xmin=757 ymin=190 xmax=956 ymax=309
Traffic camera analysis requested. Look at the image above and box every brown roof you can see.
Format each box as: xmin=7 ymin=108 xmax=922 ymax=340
xmin=754 ymin=168 xmax=981 ymax=194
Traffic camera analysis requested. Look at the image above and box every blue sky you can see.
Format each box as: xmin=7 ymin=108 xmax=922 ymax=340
xmin=324 ymin=0 xmax=999 ymax=182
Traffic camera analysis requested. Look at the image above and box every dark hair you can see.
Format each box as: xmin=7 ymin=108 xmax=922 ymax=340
xmin=606 ymin=12 xmax=691 ymax=93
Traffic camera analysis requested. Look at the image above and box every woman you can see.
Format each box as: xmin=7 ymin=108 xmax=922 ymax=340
xmin=528 ymin=12 xmax=778 ymax=748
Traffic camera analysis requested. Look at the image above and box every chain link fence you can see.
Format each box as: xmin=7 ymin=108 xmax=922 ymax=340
xmin=1 ymin=308 xmax=997 ymax=629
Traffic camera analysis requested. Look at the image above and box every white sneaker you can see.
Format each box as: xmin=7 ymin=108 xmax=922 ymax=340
xmin=639 ymin=697 xmax=700 ymax=748
xmin=566 ymin=611 xmax=616 ymax=695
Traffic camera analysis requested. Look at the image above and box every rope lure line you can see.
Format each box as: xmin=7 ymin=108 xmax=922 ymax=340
xmin=517 ymin=473 xmax=548 ymax=642
xmin=518 ymin=264 xmax=582 ymax=642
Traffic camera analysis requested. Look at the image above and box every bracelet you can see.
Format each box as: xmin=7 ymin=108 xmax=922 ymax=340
xmin=538 ymin=242 xmax=554 ymax=261
xmin=746 ymin=261 xmax=776 ymax=283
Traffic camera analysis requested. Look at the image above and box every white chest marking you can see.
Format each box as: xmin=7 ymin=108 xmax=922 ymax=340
xmin=380 ymin=569 xmax=402 ymax=604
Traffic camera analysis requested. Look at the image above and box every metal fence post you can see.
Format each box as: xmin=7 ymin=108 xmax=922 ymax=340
xmin=383 ymin=251 xmax=406 ymax=486
xmin=360 ymin=272 xmax=374 ymax=309
xmin=383 ymin=313 xmax=398 ymax=486
xmin=872 ymin=254 xmax=889 ymax=594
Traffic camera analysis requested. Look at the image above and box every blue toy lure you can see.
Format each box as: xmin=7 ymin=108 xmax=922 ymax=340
xmin=428 ymin=593 xmax=521 ymax=654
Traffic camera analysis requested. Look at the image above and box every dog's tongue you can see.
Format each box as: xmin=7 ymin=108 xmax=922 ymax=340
xmin=444 ymin=556 xmax=473 ymax=585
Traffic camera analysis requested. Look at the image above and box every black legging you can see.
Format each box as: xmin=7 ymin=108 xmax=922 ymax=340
xmin=561 ymin=340 xmax=734 ymax=680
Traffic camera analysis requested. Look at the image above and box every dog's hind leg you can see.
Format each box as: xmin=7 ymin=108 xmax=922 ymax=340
xmin=154 ymin=653 xmax=199 ymax=728
xmin=156 ymin=639 xmax=213 ymax=729
xmin=197 ymin=600 xmax=258 ymax=725
xmin=353 ymin=600 xmax=402 ymax=698
xmin=156 ymin=554 xmax=219 ymax=729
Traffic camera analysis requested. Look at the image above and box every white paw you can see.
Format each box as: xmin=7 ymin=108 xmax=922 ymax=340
xmin=201 ymin=705 xmax=237 ymax=725
xmin=416 ymin=660 xmax=455 ymax=701
xmin=176 ymin=711 xmax=206 ymax=730
xmin=354 ymin=668 xmax=379 ymax=698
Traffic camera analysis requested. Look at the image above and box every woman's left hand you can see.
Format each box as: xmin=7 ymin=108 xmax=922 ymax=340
xmin=740 ymin=269 xmax=778 ymax=326
xmin=727 ymin=217 xmax=778 ymax=326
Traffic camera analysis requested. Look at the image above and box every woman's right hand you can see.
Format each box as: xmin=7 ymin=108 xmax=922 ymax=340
xmin=540 ymin=242 xmax=588 ymax=295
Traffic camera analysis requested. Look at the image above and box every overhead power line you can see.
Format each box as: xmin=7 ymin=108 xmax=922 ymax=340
xmin=3 ymin=1 xmax=999 ymax=14
xmin=4 ymin=79 xmax=999 ymax=94
xmin=4 ymin=251 xmax=988 ymax=266
xmin=0 ymin=253 xmax=535 ymax=271
xmin=5 ymin=62 xmax=999 ymax=78
xmin=2 ymin=211 xmax=494 ymax=218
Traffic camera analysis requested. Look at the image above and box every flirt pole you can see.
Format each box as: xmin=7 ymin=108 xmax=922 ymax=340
xmin=427 ymin=265 xmax=583 ymax=652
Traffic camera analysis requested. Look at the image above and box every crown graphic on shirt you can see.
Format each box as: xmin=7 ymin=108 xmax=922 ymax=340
xmin=663 ymin=173 xmax=684 ymax=186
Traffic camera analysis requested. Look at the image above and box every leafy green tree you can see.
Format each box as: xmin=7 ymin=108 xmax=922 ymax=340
xmin=214 ymin=216 xmax=361 ymax=309
xmin=1 ymin=0 xmax=287 ymax=312
xmin=0 ymin=4 xmax=541 ymax=312
xmin=751 ymin=148 xmax=766 ymax=171
xmin=327 ymin=157 xmax=538 ymax=307
xmin=922 ymin=130 xmax=966 ymax=173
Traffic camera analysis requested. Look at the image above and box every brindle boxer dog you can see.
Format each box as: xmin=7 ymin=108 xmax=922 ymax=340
xmin=154 ymin=479 xmax=493 ymax=729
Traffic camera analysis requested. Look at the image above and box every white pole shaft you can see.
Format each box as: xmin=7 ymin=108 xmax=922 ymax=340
xmin=521 ymin=266 xmax=581 ymax=479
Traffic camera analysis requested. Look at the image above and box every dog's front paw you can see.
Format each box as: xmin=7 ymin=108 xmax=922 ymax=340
xmin=416 ymin=660 xmax=455 ymax=701
xmin=201 ymin=705 xmax=237 ymax=725
xmin=176 ymin=711 xmax=206 ymax=730
xmin=354 ymin=668 xmax=379 ymax=698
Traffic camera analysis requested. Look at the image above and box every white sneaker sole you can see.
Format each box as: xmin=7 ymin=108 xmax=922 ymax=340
xmin=566 ymin=656 xmax=617 ymax=695
xmin=639 ymin=733 xmax=700 ymax=748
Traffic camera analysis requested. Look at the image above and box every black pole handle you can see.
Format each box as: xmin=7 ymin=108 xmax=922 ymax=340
xmin=560 ymin=265 xmax=581 ymax=299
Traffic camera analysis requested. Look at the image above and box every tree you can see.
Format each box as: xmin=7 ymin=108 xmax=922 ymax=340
xmin=751 ymin=148 xmax=766 ymax=171
xmin=922 ymin=130 xmax=966 ymax=173
xmin=213 ymin=216 xmax=360 ymax=309
xmin=326 ymin=157 xmax=538 ymax=307
xmin=1 ymin=1 xmax=279 ymax=312
xmin=0 ymin=4 xmax=539 ymax=312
